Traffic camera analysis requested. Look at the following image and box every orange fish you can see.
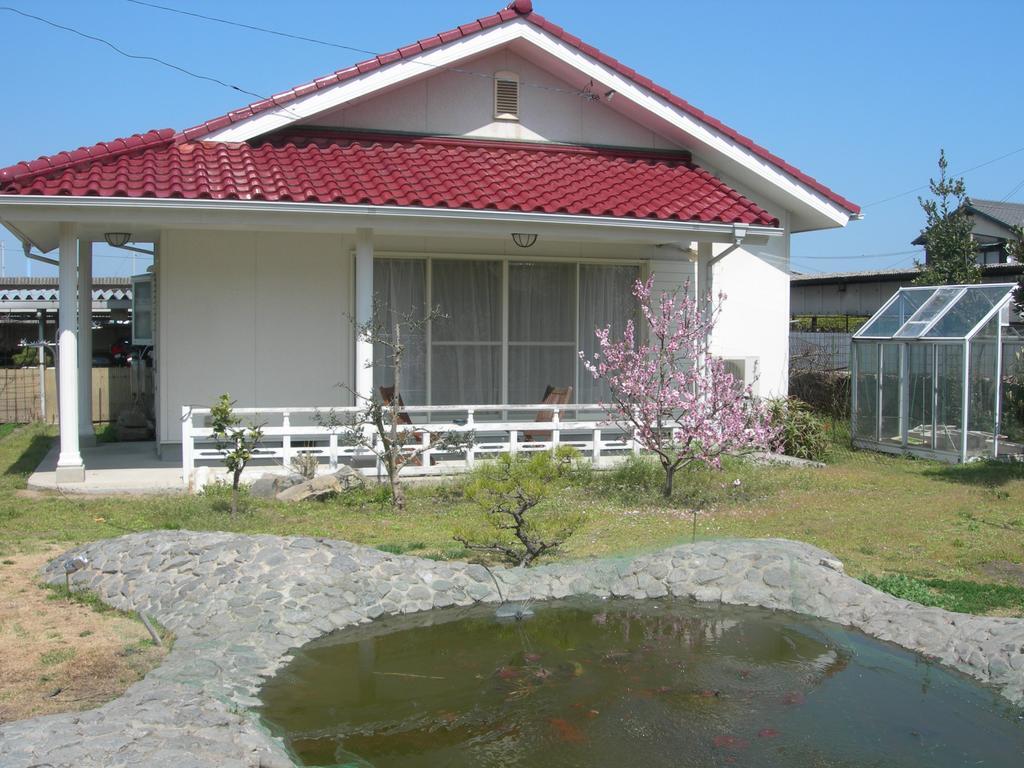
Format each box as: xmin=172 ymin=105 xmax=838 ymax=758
xmin=548 ymin=717 xmax=585 ymax=744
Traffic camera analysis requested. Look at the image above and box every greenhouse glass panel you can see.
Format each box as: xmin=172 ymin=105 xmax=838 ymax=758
xmin=934 ymin=345 xmax=964 ymax=454
xmin=924 ymin=285 xmax=1011 ymax=338
xmin=853 ymin=343 xmax=879 ymax=441
xmin=967 ymin=333 xmax=998 ymax=457
xmin=857 ymin=288 xmax=933 ymax=338
xmin=880 ymin=344 xmax=902 ymax=445
xmin=1001 ymin=336 xmax=1024 ymax=457
xmin=852 ymin=283 xmax=1017 ymax=462
xmin=906 ymin=345 xmax=933 ymax=449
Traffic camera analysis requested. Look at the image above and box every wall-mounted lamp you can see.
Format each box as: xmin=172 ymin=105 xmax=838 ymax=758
xmin=511 ymin=233 xmax=538 ymax=248
xmin=605 ymin=90 xmax=615 ymax=102
xmin=104 ymin=232 xmax=131 ymax=247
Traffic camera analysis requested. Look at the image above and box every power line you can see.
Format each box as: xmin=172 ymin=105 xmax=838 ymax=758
xmin=791 ymin=248 xmax=923 ymax=261
xmin=0 ymin=5 xmax=268 ymax=101
xmin=863 ymin=145 xmax=1024 ymax=208
xmin=1000 ymin=175 xmax=1024 ymax=202
xmin=123 ymin=0 xmax=600 ymax=101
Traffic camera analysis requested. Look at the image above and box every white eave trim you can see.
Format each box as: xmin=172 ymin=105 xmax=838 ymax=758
xmin=200 ymin=18 xmax=852 ymax=228
xmin=0 ymin=195 xmax=783 ymax=250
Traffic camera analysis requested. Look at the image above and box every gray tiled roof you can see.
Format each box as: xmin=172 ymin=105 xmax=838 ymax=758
xmin=0 ymin=276 xmax=131 ymax=303
xmin=790 ymin=262 xmax=1023 ymax=285
xmin=969 ymin=198 xmax=1024 ymax=228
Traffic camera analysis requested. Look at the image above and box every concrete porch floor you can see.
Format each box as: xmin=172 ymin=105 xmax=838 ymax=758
xmin=29 ymin=441 xmax=186 ymax=495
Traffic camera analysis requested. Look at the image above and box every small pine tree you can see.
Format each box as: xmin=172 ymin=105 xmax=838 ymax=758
xmin=914 ymin=150 xmax=981 ymax=286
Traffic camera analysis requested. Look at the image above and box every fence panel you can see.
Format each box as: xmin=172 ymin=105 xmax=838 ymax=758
xmin=0 ymin=366 xmax=151 ymax=425
xmin=790 ymin=332 xmax=852 ymax=372
xmin=0 ymin=367 xmax=44 ymax=423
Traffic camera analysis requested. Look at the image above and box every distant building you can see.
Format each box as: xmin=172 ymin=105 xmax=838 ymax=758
xmin=912 ymin=198 xmax=1024 ymax=265
xmin=790 ymin=264 xmax=1022 ymax=326
xmin=0 ymin=276 xmax=131 ymax=365
xmin=794 ymin=198 xmax=1024 ymax=325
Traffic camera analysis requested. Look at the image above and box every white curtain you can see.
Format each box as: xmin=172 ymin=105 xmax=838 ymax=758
xmin=508 ymin=262 xmax=576 ymax=403
xmin=372 ymin=258 xmax=639 ymax=407
xmin=578 ymin=264 xmax=640 ymax=403
xmin=431 ymin=260 xmax=502 ymax=404
xmin=372 ymin=259 xmax=427 ymax=404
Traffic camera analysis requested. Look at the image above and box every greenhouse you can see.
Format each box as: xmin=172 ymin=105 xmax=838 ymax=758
xmin=851 ymin=283 xmax=1024 ymax=462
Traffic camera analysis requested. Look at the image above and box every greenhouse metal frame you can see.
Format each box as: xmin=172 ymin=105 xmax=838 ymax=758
xmin=851 ymin=283 xmax=1024 ymax=463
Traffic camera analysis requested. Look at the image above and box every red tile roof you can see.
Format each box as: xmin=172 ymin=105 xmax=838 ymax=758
xmin=0 ymin=1 xmax=851 ymax=221
xmin=172 ymin=0 xmax=858 ymax=215
xmin=0 ymin=131 xmax=779 ymax=226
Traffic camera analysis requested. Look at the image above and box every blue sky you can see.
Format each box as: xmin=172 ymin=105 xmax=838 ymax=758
xmin=3 ymin=0 xmax=1023 ymax=278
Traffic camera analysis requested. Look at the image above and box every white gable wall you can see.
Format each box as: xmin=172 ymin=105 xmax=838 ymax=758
xmin=307 ymin=49 xmax=680 ymax=150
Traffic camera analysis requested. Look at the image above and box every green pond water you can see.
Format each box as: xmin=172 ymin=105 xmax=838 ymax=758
xmin=258 ymin=598 xmax=1024 ymax=767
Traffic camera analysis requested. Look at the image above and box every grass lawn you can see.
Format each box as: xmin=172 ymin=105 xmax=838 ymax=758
xmin=1 ymin=422 xmax=1024 ymax=615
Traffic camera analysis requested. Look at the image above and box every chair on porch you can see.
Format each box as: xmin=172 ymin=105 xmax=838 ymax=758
xmin=524 ymin=385 xmax=573 ymax=442
xmin=378 ymin=386 xmax=432 ymax=465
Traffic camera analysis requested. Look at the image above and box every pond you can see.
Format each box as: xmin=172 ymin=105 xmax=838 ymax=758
xmin=258 ymin=599 xmax=1024 ymax=767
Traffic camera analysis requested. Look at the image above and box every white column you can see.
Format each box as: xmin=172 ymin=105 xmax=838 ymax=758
xmin=354 ymin=228 xmax=374 ymax=404
xmin=78 ymin=240 xmax=94 ymax=443
xmin=56 ymin=223 xmax=84 ymax=482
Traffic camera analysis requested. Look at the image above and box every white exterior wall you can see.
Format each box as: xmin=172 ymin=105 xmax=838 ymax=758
xmin=710 ymin=223 xmax=791 ymax=397
xmin=158 ymin=230 xmax=353 ymax=444
xmin=310 ymin=49 xmax=679 ymax=150
xmin=649 ymin=253 xmax=696 ymax=300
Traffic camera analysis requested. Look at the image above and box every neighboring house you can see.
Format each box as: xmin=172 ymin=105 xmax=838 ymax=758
xmin=0 ymin=0 xmax=858 ymax=483
xmin=790 ymin=263 xmax=1024 ymax=324
xmin=912 ymin=198 xmax=1024 ymax=265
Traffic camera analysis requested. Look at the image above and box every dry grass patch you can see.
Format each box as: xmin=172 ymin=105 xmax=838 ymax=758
xmin=0 ymin=548 xmax=169 ymax=723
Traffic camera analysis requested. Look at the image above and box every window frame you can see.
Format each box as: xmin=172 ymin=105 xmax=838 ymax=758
xmin=131 ymin=272 xmax=154 ymax=346
xmin=372 ymin=252 xmax=644 ymax=406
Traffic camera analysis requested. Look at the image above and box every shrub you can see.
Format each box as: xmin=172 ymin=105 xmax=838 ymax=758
xmin=601 ymin=454 xmax=663 ymax=497
xmin=769 ymin=398 xmax=831 ymax=462
xmin=291 ymin=451 xmax=319 ymax=480
xmin=11 ymin=346 xmax=48 ymax=367
xmin=788 ymin=370 xmax=850 ymax=419
xmin=454 ymin=451 xmax=584 ymax=566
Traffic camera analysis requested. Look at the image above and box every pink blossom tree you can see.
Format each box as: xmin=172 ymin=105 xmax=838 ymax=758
xmin=581 ymin=275 xmax=778 ymax=498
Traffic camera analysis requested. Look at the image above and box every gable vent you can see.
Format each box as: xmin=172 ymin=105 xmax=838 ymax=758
xmin=494 ymin=71 xmax=520 ymax=120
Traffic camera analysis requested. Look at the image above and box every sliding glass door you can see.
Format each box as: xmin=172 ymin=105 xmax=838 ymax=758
xmin=508 ymin=262 xmax=577 ymax=404
xmin=578 ymin=265 xmax=640 ymax=404
xmin=430 ymin=260 xmax=503 ymax=405
xmin=372 ymin=257 xmax=639 ymax=406
xmin=372 ymin=259 xmax=427 ymax=405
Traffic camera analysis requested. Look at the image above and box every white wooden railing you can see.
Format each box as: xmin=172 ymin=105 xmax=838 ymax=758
xmin=180 ymin=403 xmax=636 ymax=489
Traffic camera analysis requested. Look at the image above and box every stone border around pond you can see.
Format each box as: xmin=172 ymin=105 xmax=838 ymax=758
xmin=1 ymin=531 xmax=1022 ymax=767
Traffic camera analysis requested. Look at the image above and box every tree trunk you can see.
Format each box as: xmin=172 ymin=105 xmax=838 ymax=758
xmin=390 ymin=474 xmax=406 ymax=510
xmin=662 ymin=464 xmax=676 ymax=498
xmin=231 ymin=468 xmax=242 ymax=515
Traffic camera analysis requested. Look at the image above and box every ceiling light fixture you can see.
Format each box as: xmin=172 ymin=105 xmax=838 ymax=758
xmin=104 ymin=232 xmax=131 ymax=248
xmin=511 ymin=233 xmax=538 ymax=248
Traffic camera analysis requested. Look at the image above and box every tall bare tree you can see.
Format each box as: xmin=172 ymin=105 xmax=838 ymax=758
xmin=318 ymin=301 xmax=471 ymax=510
